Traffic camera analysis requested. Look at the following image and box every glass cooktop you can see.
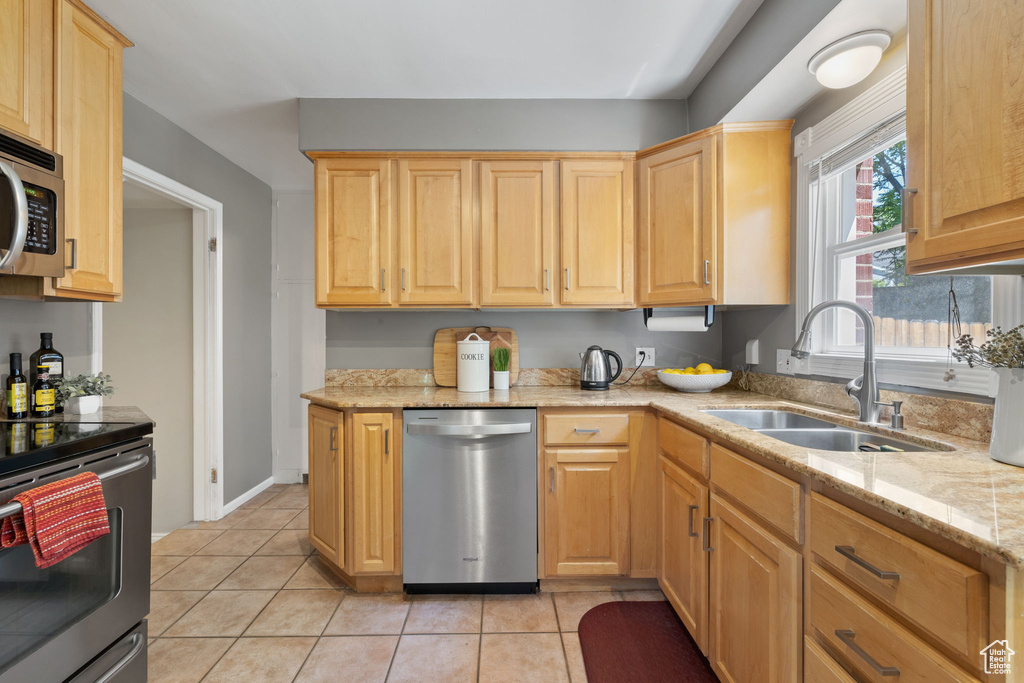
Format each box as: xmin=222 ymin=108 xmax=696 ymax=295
xmin=0 ymin=421 xmax=151 ymax=477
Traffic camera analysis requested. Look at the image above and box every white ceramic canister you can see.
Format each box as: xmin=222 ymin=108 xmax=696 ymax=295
xmin=457 ymin=333 xmax=491 ymax=392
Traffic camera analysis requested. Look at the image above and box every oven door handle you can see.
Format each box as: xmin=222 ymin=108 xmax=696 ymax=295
xmin=0 ymin=159 xmax=29 ymax=271
xmin=0 ymin=454 xmax=150 ymax=521
xmin=93 ymin=632 xmax=145 ymax=683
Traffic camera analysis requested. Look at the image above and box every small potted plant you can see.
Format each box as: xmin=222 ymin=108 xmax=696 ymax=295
xmin=953 ymin=325 xmax=1024 ymax=466
xmin=55 ymin=373 xmax=115 ymax=416
xmin=492 ymin=347 xmax=511 ymax=392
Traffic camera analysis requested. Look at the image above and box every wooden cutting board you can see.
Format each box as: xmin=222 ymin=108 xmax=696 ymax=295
xmin=433 ymin=327 xmax=519 ymax=387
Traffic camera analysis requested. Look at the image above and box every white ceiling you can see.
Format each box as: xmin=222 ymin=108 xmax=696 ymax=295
xmin=87 ymin=0 xmax=763 ymax=191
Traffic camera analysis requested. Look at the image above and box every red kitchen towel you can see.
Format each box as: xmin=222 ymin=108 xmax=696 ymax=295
xmin=0 ymin=472 xmax=110 ymax=568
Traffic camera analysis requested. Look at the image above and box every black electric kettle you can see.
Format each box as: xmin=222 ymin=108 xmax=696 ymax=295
xmin=579 ymin=345 xmax=623 ymax=391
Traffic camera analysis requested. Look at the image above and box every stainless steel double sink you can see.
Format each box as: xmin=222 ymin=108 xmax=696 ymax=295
xmin=701 ymin=409 xmax=931 ymax=452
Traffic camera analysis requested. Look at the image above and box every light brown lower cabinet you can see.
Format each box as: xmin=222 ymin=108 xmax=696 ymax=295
xmin=307 ymin=405 xmax=343 ymax=567
xmin=657 ymin=455 xmax=709 ymax=651
xmin=350 ymin=412 xmax=395 ymax=574
xmin=544 ymin=447 xmax=630 ymax=576
xmin=708 ymin=493 xmax=801 ymax=683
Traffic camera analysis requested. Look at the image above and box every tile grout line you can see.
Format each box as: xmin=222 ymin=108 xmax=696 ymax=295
xmin=382 ymin=593 xmax=415 ymax=681
xmin=476 ymin=596 xmax=485 ymax=682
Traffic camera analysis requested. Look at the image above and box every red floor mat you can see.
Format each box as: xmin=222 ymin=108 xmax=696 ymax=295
xmin=578 ymin=601 xmax=718 ymax=683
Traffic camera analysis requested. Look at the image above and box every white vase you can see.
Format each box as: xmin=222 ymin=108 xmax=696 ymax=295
xmin=990 ymin=368 xmax=1024 ymax=467
xmin=493 ymin=370 xmax=510 ymax=391
xmin=65 ymin=395 xmax=102 ymax=415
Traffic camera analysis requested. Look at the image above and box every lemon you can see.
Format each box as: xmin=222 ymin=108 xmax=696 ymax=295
xmin=682 ymin=368 xmax=697 ymax=375
xmin=714 ymin=369 xmax=728 ymax=374
xmin=695 ymin=363 xmax=713 ymax=374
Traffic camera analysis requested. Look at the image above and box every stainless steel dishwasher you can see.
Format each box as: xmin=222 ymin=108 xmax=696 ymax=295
xmin=402 ymin=408 xmax=537 ymax=593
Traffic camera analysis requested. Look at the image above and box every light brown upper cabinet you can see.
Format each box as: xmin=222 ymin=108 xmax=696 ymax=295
xmin=0 ymin=0 xmax=54 ymax=148
xmin=0 ymin=0 xmax=129 ymax=302
xmin=637 ymin=122 xmax=792 ymax=307
xmin=479 ymin=159 xmax=556 ymax=306
xmin=314 ymin=158 xmax=393 ymax=306
xmin=906 ymin=0 xmax=1024 ymax=273
xmin=560 ymin=159 xmax=635 ymax=307
xmin=397 ymin=159 xmax=475 ymax=306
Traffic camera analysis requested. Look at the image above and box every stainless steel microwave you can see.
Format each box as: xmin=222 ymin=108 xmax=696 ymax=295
xmin=0 ymin=129 xmax=64 ymax=277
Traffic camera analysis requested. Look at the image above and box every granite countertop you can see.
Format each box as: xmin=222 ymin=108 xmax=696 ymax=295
xmin=303 ymin=384 xmax=1024 ymax=568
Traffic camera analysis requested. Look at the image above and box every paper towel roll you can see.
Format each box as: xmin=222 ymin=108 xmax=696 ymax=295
xmin=644 ymin=315 xmax=710 ymax=332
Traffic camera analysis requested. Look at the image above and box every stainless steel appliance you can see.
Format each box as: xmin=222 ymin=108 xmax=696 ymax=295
xmin=403 ymin=408 xmax=537 ymax=593
xmin=579 ymin=345 xmax=622 ymax=391
xmin=0 ymin=420 xmax=153 ymax=683
xmin=0 ymin=129 xmax=64 ymax=277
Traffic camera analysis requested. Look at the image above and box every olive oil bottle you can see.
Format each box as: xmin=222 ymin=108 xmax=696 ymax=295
xmin=30 ymin=333 xmax=64 ymax=413
xmin=32 ymin=365 xmax=55 ymax=418
xmin=6 ymin=353 xmax=28 ymax=419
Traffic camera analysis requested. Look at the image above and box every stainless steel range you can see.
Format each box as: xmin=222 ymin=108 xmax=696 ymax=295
xmin=0 ymin=417 xmax=153 ymax=683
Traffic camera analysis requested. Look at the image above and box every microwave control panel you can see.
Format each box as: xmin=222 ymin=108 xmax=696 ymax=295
xmin=22 ymin=185 xmax=57 ymax=255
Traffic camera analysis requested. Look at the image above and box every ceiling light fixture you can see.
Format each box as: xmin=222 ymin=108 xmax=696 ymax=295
xmin=808 ymin=30 xmax=892 ymax=89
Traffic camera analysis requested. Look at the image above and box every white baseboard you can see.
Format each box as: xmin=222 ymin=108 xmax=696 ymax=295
xmin=151 ymin=532 xmax=168 ymax=543
xmin=219 ymin=476 xmax=275 ymax=517
xmin=272 ymin=468 xmax=303 ymax=484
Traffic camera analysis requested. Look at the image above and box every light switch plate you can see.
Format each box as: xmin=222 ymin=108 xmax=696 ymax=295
xmin=635 ymin=347 xmax=655 ymax=367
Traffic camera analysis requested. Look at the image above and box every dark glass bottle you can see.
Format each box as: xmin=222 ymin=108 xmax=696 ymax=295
xmin=30 ymin=333 xmax=63 ymax=413
xmin=6 ymin=353 xmax=28 ymax=419
xmin=31 ymin=365 xmax=55 ymax=418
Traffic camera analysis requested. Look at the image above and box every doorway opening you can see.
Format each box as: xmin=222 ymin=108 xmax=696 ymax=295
xmin=92 ymin=159 xmax=224 ymax=531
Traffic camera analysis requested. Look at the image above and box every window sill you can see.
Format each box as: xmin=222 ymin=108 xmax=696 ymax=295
xmin=798 ymin=352 xmax=994 ymax=397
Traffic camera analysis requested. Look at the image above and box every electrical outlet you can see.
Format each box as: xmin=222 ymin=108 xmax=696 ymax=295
xmin=777 ymin=349 xmax=796 ymax=375
xmin=635 ymin=347 xmax=655 ymax=367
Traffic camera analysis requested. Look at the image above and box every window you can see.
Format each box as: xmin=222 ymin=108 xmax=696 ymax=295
xmin=795 ymin=68 xmax=1021 ymax=395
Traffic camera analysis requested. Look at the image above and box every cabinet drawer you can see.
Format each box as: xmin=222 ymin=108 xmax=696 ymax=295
xmin=709 ymin=444 xmax=801 ymax=543
xmin=810 ymin=566 xmax=978 ymax=682
xmin=810 ymin=494 xmax=987 ymax=661
xmin=543 ymin=414 xmax=629 ymax=446
xmin=804 ymin=636 xmax=855 ymax=683
xmin=657 ymin=418 xmax=707 ymax=478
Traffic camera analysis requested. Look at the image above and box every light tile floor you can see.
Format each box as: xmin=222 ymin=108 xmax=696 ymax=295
xmin=148 ymin=483 xmax=666 ymax=682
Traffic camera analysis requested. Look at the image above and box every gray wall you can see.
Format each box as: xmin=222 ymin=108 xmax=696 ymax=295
xmin=0 ymin=302 xmax=92 ymax=377
xmin=686 ymin=0 xmax=842 ymax=130
xmin=106 ymin=207 xmax=193 ymax=534
xmin=299 ymin=99 xmax=689 ymax=152
xmin=123 ymin=93 xmax=273 ymax=503
xmin=327 ymin=310 xmax=722 ymax=371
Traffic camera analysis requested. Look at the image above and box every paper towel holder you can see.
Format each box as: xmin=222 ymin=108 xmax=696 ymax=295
xmin=643 ymin=306 xmax=715 ymax=330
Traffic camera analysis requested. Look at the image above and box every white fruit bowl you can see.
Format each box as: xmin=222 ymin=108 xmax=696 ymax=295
xmin=657 ymin=370 xmax=733 ymax=393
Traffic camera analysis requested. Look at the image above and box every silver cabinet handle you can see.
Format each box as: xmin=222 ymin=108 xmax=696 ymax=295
xmin=384 ymin=428 xmax=390 ymax=459
xmin=703 ymin=260 xmax=710 ymax=285
xmin=94 ymin=632 xmax=145 ymax=683
xmin=687 ymin=505 xmax=699 ymax=537
xmin=381 ymin=268 xmax=386 ymax=291
xmin=835 ymin=630 xmax=901 ymax=676
xmin=67 ymin=237 xmax=77 ymax=270
xmin=401 ymin=267 xmax=406 ymax=290
xmin=702 ymin=517 xmax=713 ymax=552
xmin=835 ymin=546 xmax=900 ymax=580
xmin=549 ymin=466 xmax=555 ymax=493
xmin=329 ymin=427 xmax=338 ymax=452
xmin=0 ymin=160 xmax=28 ymax=270
xmin=564 ymin=267 xmax=570 ymax=290
xmin=407 ymin=422 xmax=533 ymax=436
xmin=545 ymin=268 xmax=550 ymax=291
xmin=902 ymin=188 xmax=918 ymax=235
xmin=574 ymin=427 xmax=600 ymax=434
xmin=0 ymin=454 xmax=150 ymax=521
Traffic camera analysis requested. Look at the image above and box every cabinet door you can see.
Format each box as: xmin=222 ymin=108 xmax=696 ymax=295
xmin=560 ymin=159 xmax=634 ymax=306
xmin=658 ymin=456 xmax=709 ymax=652
xmin=906 ymin=0 xmax=1024 ymax=273
xmin=308 ymin=405 xmax=343 ymax=567
xmin=53 ymin=0 xmax=126 ymax=300
xmin=398 ymin=159 xmax=474 ymax=305
xmin=544 ymin=448 xmax=630 ymax=576
xmin=351 ymin=412 xmax=395 ymax=574
xmin=479 ymin=160 xmax=556 ymax=306
xmin=708 ymin=494 xmax=800 ymax=683
xmin=638 ymin=137 xmax=716 ymax=305
xmin=0 ymin=0 xmax=54 ymax=147
xmin=315 ymin=158 xmax=392 ymax=306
